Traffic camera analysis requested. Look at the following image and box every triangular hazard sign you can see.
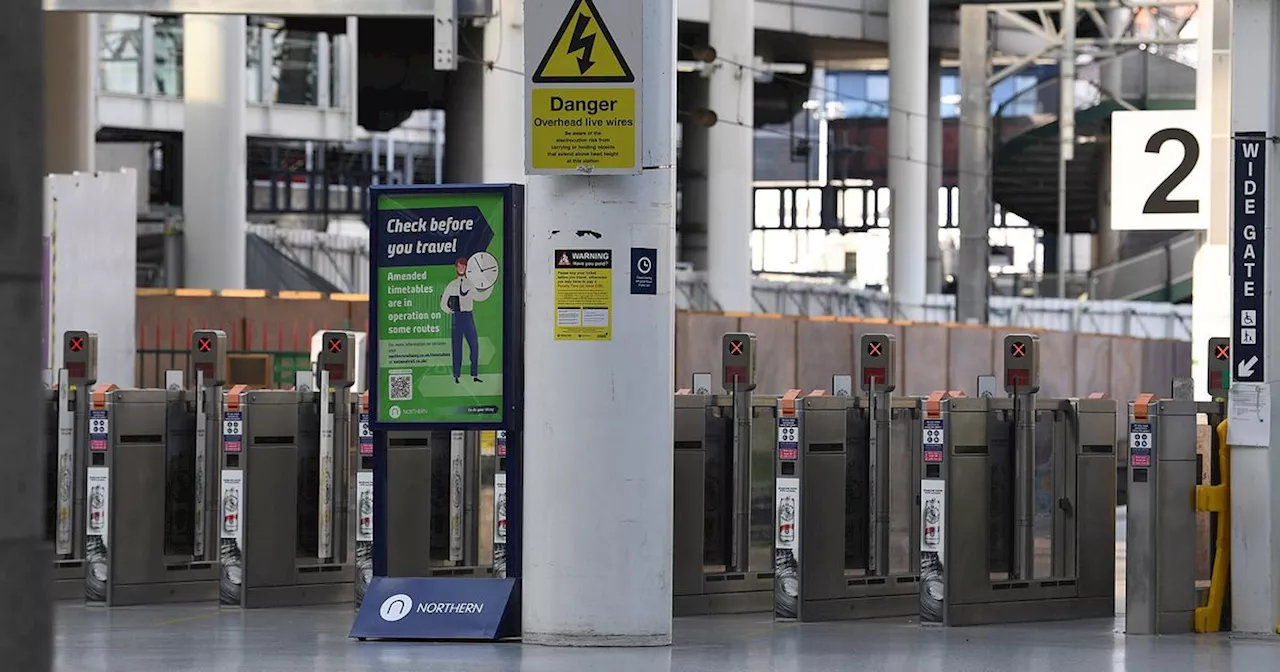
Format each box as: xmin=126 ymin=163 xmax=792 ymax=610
xmin=558 ymin=253 xmax=571 ymax=266
xmin=532 ymin=0 xmax=634 ymax=84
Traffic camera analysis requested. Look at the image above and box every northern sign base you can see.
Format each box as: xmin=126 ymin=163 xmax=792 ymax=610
xmin=350 ymin=577 xmax=520 ymax=641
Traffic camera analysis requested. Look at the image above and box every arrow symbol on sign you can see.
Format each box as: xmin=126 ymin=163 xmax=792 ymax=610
xmin=1238 ymin=355 xmax=1258 ymax=379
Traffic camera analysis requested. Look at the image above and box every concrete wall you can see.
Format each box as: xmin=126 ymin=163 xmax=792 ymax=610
xmin=125 ymin=294 xmax=1190 ymax=402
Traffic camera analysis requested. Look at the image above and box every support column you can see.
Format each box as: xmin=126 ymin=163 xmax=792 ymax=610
xmin=926 ymin=52 xmax=944 ymax=294
xmin=956 ymin=5 xmax=991 ymax=323
xmin=522 ymin=0 xmax=676 ymax=646
xmin=679 ymin=75 xmax=709 ymax=270
xmin=45 ymin=12 xmax=95 ymax=174
xmin=1093 ymin=9 xmax=1127 ymax=272
xmin=0 ymin=1 xmax=53 ymax=669
xmin=888 ymin=0 xmax=928 ymax=317
xmin=1192 ymin=0 xmax=1232 ymax=402
xmin=182 ymin=15 xmax=247 ymax=290
xmin=705 ymin=0 xmax=753 ymax=312
xmin=1229 ymin=0 xmax=1279 ymax=635
xmin=444 ymin=0 xmax=525 ymax=184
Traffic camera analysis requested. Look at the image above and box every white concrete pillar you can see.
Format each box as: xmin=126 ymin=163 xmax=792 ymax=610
xmin=182 ymin=15 xmax=247 ymax=290
xmin=926 ymin=53 xmax=944 ymax=294
xmin=1229 ymin=0 xmax=1280 ymax=635
xmin=1192 ymin=0 xmax=1232 ymax=402
xmin=705 ymin=0 xmax=753 ymax=312
xmin=888 ymin=0 xmax=929 ymax=317
xmin=956 ymin=6 xmax=991 ymax=323
xmin=522 ymin=0 xmax=676 ymax=647
xmin=444 ymin=0 xmax=525 ymax=184
xmin=45 ymin=12 xmax=96 ymax=174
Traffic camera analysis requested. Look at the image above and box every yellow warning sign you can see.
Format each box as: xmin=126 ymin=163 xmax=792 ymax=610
xmin=532 ymin=0 xmax=634 ymax=84
xmin=554 ymin=249 xmax=612 ymax=341
xmin=531 ymin=88 xmax=636 ymax=171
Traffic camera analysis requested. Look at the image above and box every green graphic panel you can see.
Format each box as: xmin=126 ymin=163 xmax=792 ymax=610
xmin=374 ymin=190 xmax=507 ymax=424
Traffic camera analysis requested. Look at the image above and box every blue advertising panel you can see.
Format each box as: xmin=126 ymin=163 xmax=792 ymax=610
xmin=351 ymin=577 xmax=520 ymax=641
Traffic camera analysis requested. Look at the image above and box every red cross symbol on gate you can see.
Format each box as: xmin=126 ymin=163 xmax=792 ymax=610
xmin=867 ymin=341 xmax=882 ymax=357
xmin=729 ymin=340 xmax=744 ymax=355
xmin=1214 ymin=344 xmax=1230 ymax=361
xmin=328 ymin=338 xmax=343 ymax=353
xmin=197 ymin=337 xmax=212 ymax=352
xmin=1011 ymin=342 xmax=1026 ymax=358
xmin=69 ymin=337 xmax=83 ymax=352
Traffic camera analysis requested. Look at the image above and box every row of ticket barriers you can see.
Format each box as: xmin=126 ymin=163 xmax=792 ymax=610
xmin=46 ymin=327 xmax=1228 ymax=633
xmin=48 ymin=329 xmax=510 ymax=609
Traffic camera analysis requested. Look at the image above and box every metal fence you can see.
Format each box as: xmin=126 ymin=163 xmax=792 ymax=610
xmin=135 ymin=318 xmax=353 ymax=389
xmin=675 ymin=271 xmax=1192 ymax=341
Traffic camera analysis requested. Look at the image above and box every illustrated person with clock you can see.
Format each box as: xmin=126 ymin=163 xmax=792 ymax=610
xmin=440 ymin=251 xmax=499 ymax=383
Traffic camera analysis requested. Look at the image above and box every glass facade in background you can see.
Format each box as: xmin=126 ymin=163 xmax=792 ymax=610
xmin=824 ymin=68 xmax=1047 ymax=119
xmin=96 ymin=14 xmax=332 ymax=107
xmin=98 ymin=15 xmax=144 ymax=94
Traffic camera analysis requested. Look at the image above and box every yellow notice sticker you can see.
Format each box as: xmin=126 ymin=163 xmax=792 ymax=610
xmin=531 ymin=88 xmax=637 ymax=172
xmin=554 ymin=249 xmax=613 ymax=341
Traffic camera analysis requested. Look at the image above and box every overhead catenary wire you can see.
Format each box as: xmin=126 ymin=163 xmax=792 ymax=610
xmin=453 ymin=52 xmax=1003 ymax=182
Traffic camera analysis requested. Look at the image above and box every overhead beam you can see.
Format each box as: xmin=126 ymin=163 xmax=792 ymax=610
xmin=42 ymin=0 xmax=495 ymax=17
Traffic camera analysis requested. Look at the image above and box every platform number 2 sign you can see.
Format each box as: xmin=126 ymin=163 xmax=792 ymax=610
xmin=1110 ymin=110 xmax=1207 ymax=232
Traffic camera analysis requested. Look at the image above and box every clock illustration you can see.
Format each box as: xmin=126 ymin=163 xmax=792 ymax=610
xmin=466 ymin=251 xmax=500 ymax=291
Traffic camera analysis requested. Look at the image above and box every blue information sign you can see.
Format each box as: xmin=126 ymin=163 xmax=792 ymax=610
xmin=350 ymin=577 xmax=520 ymax=641
xmin=630 ymin=247 xmax=657 ymax=295
xmin=1233 ymin=132 xmax=1266 ymax=383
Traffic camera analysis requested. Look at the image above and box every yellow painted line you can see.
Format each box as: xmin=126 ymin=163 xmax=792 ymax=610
xmin=155 ymin=610 xmax=225 ymax=627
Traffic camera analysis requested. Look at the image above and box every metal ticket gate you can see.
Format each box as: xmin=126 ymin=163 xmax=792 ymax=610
xmin=50 ymin=330 xmax=98 ymax=600
xmin=219 ymin=331 xmax=357 ymax=607
xmin=1126 ymin=339 xmax=1232 ymax=634
xmin=919 ymin=334 xmax=1118 ymax=626
xmin=672 ymin=333 xmax=776 ymax=616
xmin=774 ymin=334 xmax=923 ymax=621
xmin=373 ymin=428 xmax=500 ymax=598
xmin=92 ymin=331 xmax=228 ymax=605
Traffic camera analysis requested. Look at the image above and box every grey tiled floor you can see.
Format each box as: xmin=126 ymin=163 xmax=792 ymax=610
xmin=53 ymin=605 xmax=1280 ymax=672
xmin=54 ymin=506 xmax=1280 ymax=671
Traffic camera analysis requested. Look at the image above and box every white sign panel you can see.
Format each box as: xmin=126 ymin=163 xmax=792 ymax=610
xmin=920 ymin=479 xmax=945 ymax=554
xmin=775 ymin=478 xmax=799 ymax=552
xmin=1110 ymin=109 xmax=1208 ymax=231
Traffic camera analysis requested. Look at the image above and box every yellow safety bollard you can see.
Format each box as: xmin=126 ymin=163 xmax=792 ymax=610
xmin=1194 ymin=420 xmax=1230 ymax=633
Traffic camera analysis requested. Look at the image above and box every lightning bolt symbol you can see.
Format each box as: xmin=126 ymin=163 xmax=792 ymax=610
xmin=567 ymin=13 xmax=596 ymax=75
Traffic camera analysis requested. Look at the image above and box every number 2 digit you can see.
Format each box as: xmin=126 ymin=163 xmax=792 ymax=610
xmin=1142 ymin=128 xmax=1200 ymax=215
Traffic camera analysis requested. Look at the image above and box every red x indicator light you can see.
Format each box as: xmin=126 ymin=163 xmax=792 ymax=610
xmin=328 ymin=338 xmax=343 ymax=353
xmin=867 ymin=341 xmax=882 ymax=357
xmin=729 ymin=340 xmax=744 ymax=355
xmin=69 ymin=337 xmax=83 ymax=352
xmin=1011 ymin=342 xmax=1026 ymax=358
xmin=197 ymin=338 xmax=212 ymax=352
xmin=1215 ymin=345 xmax=1230 ymax=361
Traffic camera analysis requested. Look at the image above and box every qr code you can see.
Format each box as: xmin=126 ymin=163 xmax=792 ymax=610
xmin=388 ymin=374 xmax=413 ymax=401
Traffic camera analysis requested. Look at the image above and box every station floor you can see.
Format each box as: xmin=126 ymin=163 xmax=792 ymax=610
xmin=53 ymin=508 xmax=1280 ymax=671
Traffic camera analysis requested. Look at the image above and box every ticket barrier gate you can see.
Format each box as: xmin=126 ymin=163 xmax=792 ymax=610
xmin=89 ymin=331 xmax=229 ymax=605
xmin=774 ymin=390 xmax=924 ymax=621
xmin=919 ymin=334 xmax=1118 ymax=626
xmin=369 ymin=427 xmax=503 ymax=608
xmin=672 ymin=334 xmax=777 ymax=616
xmin=218 ymin=331 xmax=358 ymax=607
xmin=1125 ymin=354 xmax=1230 ymax=634
xmin=48 ymin=330 xmax=99 ymax=600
